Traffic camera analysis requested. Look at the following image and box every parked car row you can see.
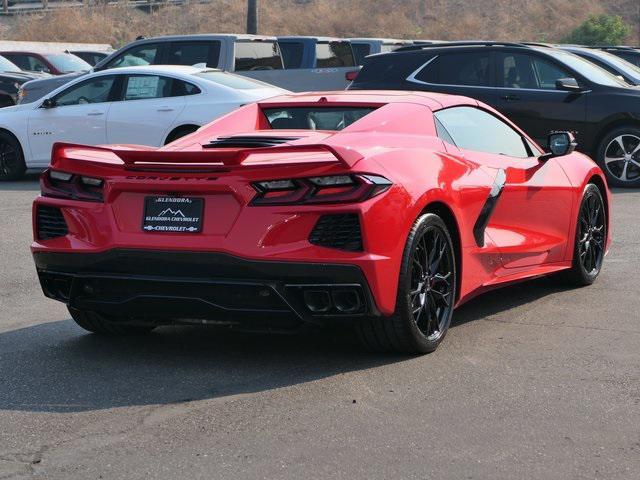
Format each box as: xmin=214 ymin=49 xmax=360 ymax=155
xmin=350 ymin=41 xmax=640 ymax=187
xmin=0 ymin=66 xmax=285 ymax=180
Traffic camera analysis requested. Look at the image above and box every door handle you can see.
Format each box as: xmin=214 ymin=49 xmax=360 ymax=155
xmin=500 ymin=94 xmax=521 ymax=101
xmin=87 ymin=111 xmax=104 ymax=116
xmin=157 ymin=107 xmax=174 ymax=112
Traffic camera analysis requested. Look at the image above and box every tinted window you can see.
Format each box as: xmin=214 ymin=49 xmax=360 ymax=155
xmin=0 ymin=55 xmax=21 ymax=73
xmin=498 ymin=52 xmax=571 ymax=89
xmin=106 ymin=44 xmax=160 ymax=68
xmin=71 ymin=52 xmax=108 ymax=66
xmin=4 ymin=54 xmax=49 ymax=73
xmin=351 ymin=43 xmax=371 ymax=65
xmin=172 ymin=79 xmax=200 ymax=96
xmin=614 ymin=52 xmax=640 ymax=67
xmin=545 ymin=49 xmax=626 ymax=87
xmin=352 ymin=53 xmax=419 ymax=84
xmin=123 ymin=75 xmax=173 ymax=100
xmin=194 ymin=71 xmax=270 ymax=89
xmin=417 ymin=51 xmax=492 ymax=86
xmin=234 ymin=41 xmax=283 ymax=71
xmin=434 ymin=106 xmax=529 ymax=158
xmin=165 ymin=41 xmax=221 ymax=68
xmin=315 ymin=41 xmax=355 ymax=68
xmin=54 ymin=76 xmax=116 ymax=106
xmin=279 ymin=42 xmax=304 ymax=68
xmin=263 ymin=107 xmax=375 ymax=130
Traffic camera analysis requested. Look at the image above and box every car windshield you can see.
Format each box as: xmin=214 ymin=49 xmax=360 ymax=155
xmin=44 ymin=53 xmax=91 ymax=73
xmin=194 ymin=71 xmax=271 ymax=89
xmin=0 ymin=55 xmax=21 ymax=73
xmin=546 ymin=49 xmax=628 ymax=87
xmin=263 ymin=107 xmax=376 ymax=130
xmin=588 ymin=49 xmax=640 ymax=79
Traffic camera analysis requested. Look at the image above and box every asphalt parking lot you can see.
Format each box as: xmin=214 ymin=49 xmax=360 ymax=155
xmin=0 ymin=176 xmax=639 ymax=480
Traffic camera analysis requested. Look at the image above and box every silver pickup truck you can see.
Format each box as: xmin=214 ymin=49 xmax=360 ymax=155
xmin=18 ymin=34 xmax=358 ymax=104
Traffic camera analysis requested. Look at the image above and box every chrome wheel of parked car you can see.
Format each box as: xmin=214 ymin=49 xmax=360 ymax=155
xmin=409 ymin=225 xmax=454 ymax=341
xmin=603 ymin=134 xmax=640 ymax=184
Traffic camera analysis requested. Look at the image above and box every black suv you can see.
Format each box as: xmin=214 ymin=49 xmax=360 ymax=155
xmin=350 ymin=41 xmax=640 ymax=187
xmin=595 ymin=46 xmax=640 ymax=68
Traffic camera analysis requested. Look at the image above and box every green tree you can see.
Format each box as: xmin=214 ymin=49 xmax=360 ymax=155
xmin=561 ymin=14 xmax=631 ymax=45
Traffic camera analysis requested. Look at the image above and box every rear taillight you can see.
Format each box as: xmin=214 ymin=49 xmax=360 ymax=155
xmin=345 ymin=70 xmax=359 ymax=82
xmin=251 ymin=174 xmax=391 ymax=206
xmin=40 ymin=169 xmax=104 ymax=202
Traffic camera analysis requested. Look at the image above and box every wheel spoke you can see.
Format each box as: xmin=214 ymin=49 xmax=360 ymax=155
xmin=604 ymin=156 xmax=625 ymax=164
xmin=615 ymin=136 xmax=627 ymax=154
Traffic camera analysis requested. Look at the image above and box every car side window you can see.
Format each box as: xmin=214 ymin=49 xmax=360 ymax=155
xmin=165 ymin=41 xmax=221 ymax=68
xmin=315 ymin=41 xmax=355 ymax=68
xmin=106 ymin=44 xmax=160 ymax=68
xmin=416 ymin=51 xmax=492 ymax=86
xmin=171 ymin=79 xmax=200 ymax=96
xmin=234 ymin=41 xmax=283 ymax=71
xmin=53 ymin=76 xmax=117 ymax=106
xmin=279 ymin=42 xmax=304 ymax=69
xmin=498 ymin=53 xmax=571 ymax=90
xmin=123 ymin=75 xmax=173 ymax=100
xmin=6 ymin=54 xmax=49 ymax=73
xmin=434 ymin=106 xmax=530 ymax=158
xmin=351 ymin=43 xmax=370 ymax=65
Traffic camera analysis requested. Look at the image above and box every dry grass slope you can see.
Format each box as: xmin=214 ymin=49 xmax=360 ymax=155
xmin=2 ymin=0 xmax=639 ymax=48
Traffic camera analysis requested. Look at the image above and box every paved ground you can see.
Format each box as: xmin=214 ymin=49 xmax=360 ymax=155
xmin=0 ymin=176 xmax=639 ymax=480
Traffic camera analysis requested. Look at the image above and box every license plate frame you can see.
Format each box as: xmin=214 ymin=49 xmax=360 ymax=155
xmin=142 ymin=196 xmax=204 ymax=233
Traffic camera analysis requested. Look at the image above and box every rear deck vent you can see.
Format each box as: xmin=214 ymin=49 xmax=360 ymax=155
xmin=36 ymin=206 xmax=68 ymax=240
xmin=309 ymin=214 xmax=363 ymax=252
xmin=204 ymin=136 xmax=300 ymax=149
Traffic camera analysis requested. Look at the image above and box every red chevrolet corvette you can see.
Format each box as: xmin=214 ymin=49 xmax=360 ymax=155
xmin=31 ymin=91 xmax=611 ymax=353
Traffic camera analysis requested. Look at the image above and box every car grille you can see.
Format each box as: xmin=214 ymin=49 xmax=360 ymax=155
xmin=36 ymin=206 xmax=68 ymax=240
xmin=309 ymin=214 xmax=363 ymax=251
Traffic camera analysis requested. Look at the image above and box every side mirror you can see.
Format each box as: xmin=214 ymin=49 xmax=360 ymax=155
xmin=556 ymin=77 xmax=583 ymax=92
xmin=540 ymin=132 xmax=577 ymax=161
xmin=41 ymin=98 xmax=57 ymax=109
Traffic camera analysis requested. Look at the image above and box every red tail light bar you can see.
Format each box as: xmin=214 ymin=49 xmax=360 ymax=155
xmin=251 ymin=174 xmax=392 ymax=206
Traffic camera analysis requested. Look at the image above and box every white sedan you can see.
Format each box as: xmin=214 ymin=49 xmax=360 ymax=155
xmin=0 ymin=65 xmax=286 ymax=180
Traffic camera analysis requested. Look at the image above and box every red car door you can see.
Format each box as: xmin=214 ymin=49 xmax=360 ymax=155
xmin=434 ymin=105 xmax=574 ymax=270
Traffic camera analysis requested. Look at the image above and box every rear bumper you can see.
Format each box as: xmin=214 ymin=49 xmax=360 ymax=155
xmin=34 ymin=250 xmax=381 ymax=331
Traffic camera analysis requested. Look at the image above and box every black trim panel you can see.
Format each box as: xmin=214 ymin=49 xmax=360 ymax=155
xmin=473 ymin=169 xmax=506 ymax=247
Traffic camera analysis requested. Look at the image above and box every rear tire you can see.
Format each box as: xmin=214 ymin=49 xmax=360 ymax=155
xmin=68 ymin=307 xmax=155 ymax=335
xmin=0 ymin=131 xmax=26 ymax=181
xmin=356 ymin=213 xmax=457 ymax=354
xmin=596 ymin=126 xmax=640 ymax=187
xmin=562 ymin=183 xmax=606 ymax=286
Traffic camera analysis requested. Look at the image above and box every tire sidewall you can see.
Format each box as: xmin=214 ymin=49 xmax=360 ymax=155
xmin=572 ymin=183 xmax=606 ymax=284
xmin=0 ymin=131 xmax=26 ymax=181
xmin=396 ymin=213 xmax=457 ymax=353
xmin=596 ymin=126 xmax=640 ymax=187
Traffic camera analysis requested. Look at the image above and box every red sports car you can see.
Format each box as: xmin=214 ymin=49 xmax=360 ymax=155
xmin=31 ymin=91 xmax=612 ymax=354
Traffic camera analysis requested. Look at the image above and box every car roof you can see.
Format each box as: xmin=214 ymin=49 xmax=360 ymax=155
xmin=277 ymin=36 xmax=348 ymax=42
xmin=258 ymin=90 xmax=476 ymax=109
xmin=348 ymin=38 xmax=410 ymax=44
xmin=95 ymin=65 xmax=215 ymax=75
xmin=132 ymin=34 xmax=278 ymax=43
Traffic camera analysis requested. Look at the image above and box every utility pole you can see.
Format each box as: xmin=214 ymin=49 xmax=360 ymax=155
xmin=2 ymin=0 xmax=8 ymax=15
xmin=247 ymin=0 xmax=258 ymax=35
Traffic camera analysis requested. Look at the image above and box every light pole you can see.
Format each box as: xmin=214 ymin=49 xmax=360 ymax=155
xmin=247 ymin=0 xmax=258 ymax=35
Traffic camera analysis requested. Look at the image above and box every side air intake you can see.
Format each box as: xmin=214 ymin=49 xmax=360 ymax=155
xmin=309 ymin=214 xmax=363 ymax=252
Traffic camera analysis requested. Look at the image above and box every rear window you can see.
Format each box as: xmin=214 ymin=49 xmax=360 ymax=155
xmin=351 ymin=43 xmax=371 ymax=65
xmin=315 ymin=41 xmax=355 ymax=68
xmin=263 ymin=107 xmax=375 ymax=130
xmin=44 ymin=53 xmax=92 ymax=73
xmin=279 ymin=42 xmax=304 ymax=68
xmin=194 ymin=71 xmax=270 ymax=89
xmin=234 ymin=41 xmax=283 ymax=71
xmin=350 ymin=53 xmax=421 ymax=85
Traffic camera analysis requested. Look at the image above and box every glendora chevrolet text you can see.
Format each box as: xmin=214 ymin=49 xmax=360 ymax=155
xmin=31 ymin=91 xmax=612 ymax=354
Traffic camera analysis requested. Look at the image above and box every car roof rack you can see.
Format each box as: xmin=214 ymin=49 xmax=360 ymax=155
xmin=589 ymin=45 xmax=637 ymax=50
xmin=394 ymin=41 xmax=531 ymax=52
xmin=521 ymin=42 xmax=557 ymax=48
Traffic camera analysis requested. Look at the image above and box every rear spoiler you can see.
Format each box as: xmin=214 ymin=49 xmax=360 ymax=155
xmin=51 ymin=142 xmax=363 ymax=171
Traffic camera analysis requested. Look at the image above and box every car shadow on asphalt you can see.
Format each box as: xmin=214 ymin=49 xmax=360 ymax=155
xmin=0 ymin=174 xmax=41 ymax=191
xmin=0 ymin=276 xmax=573 ymax=414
